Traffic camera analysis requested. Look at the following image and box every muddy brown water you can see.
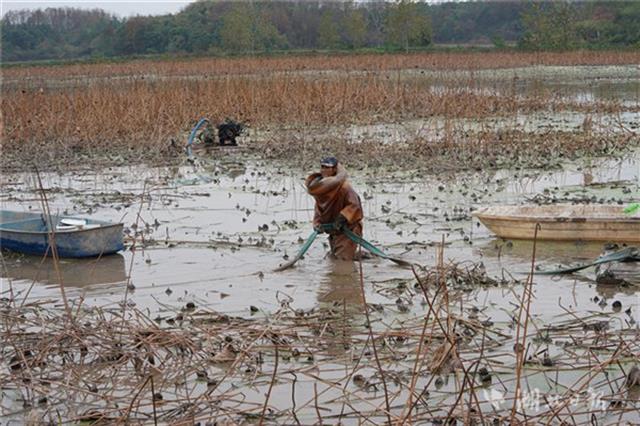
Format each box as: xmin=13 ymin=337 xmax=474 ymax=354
xmin=1 ymin=148 xmax=639 ymax=423
xmin=1 ymin=151 xmax=637 ymax=314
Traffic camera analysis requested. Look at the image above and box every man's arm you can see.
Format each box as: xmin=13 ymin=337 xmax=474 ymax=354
xmin=339 ymin=186 xmax=363 ymax=225
xmin=313 ymin=204 xmax=324 ymax=232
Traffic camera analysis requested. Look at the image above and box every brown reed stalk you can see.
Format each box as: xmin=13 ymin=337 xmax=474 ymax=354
xmin=510 ymin=222 xmax=540 ymax=423
xmin=356 ymin=246 xmax=393 ymax=424
xmin=401 ymin=280 xmax=444 ymax=423
xmin=543 ymin=342 xmax=626 ymax=425
xmin=18 ymin=244 xmax=51 ymax=307
xmin=258 ymin=343 xmax=278 ymax=425
xmin=400 ymin=277 xmax=434 ymax=425
xmin=289 ymin=371 xmax=301 ymax=425
xmin=34 ymin=166 xmax=72 ymax=322
xmin=121 ymin=180 xmax=148 ymax=325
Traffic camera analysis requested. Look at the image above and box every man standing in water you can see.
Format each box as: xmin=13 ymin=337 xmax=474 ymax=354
xmin=305 ymin=157 xmax=363 ymax=260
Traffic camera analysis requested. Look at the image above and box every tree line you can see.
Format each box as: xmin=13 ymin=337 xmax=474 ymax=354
xmin=2 ymin=1 xmax=639 ymax=63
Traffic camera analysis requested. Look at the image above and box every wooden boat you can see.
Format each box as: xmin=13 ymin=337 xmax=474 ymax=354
xmin=0 ymin=210 xmax=124 ymax=258
xmin=473 ymin=204 xmax=640 ymax=243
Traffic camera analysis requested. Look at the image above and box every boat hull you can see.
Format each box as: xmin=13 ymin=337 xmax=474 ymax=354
xmin=473 ymin=204 xmax=640 ymax=243
xmin=0 ymin=211 xmax=124 ymax=258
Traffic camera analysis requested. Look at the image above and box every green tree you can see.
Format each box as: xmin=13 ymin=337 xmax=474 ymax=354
xmin=615 ymin=2 xmax=640 ymax=46
xmin=491 ymin=34 xmax=506 ymax=49
xmin=219 ymin=3 xmax=254 ymax=53
xmin=549 ymin=2 xmax=579 ymax=49
xmin=385 ymin=0 xmax=431 ymax=52
xmin=317 ymin=9 xmax=341 ymax=49
xmin=342 ymin=5 xmax=367 ymax=48
xmin=519 ymin=1 xmax=579 ymax=50
xmin=4 ymin=1 xmax=640 ymax=62
xmin=177 ymin=1 xmax=219 ymax=53
xmin=217 ymin=3 xmax=287 ymax=53
xmin=253 ymin=9 xmax=288 ymax=51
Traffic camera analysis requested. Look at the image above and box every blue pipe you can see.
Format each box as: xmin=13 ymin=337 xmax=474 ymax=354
xmin=185 ymin=118 xmax=210 ymax=157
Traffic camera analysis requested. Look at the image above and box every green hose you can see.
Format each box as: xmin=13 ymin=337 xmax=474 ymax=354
xmin=274 ymin=223 xmax=413 ymax=272
xmin=533 ymin=247 xmax=639 ymax=275
xmin=624 ymin=203 xmax=640 ymax=215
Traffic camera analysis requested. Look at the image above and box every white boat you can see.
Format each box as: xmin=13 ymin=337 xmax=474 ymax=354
xmin=473 ymin=204 xmax=640 ymax=243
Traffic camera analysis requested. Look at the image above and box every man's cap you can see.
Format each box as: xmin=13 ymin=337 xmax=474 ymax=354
xmin=320 ymin=156 xmax=338 ymax=167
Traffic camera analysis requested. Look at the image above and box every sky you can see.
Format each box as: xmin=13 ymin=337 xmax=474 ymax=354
xmin=1 ymin=0 xmax=197 ymax=18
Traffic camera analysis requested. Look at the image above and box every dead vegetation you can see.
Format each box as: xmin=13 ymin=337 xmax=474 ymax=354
xmin=4 ymin=51 xmax=640 ymax=81
xmin=2 ymin=51 xmax=639 ymax=172
xmin=2 ymin=254 xmax=638 ymax=424
xmin=260 ymin=129 xmax=637 ymax=172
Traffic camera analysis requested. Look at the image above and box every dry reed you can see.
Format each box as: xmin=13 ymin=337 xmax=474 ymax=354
xmin=2 ymin=51 xmax=637 ymax=172
xmin=2 ymin=257 xmax=638 ymax=424
xmin=4 ymin=51 xmax=640 ymax=81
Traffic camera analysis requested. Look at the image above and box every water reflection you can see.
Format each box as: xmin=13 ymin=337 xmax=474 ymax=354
xmin=316 ymin=259 xmax=365 ymax=357
xmin=477 ymin=239 xmax=640 ymax=298
xmin=1 ymin=253 xmax=127 ymax=288
xmin=476 ymin=238 xmax=606 ymax=265
xmin=316 ymin=259 xmax=363 ymax=306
